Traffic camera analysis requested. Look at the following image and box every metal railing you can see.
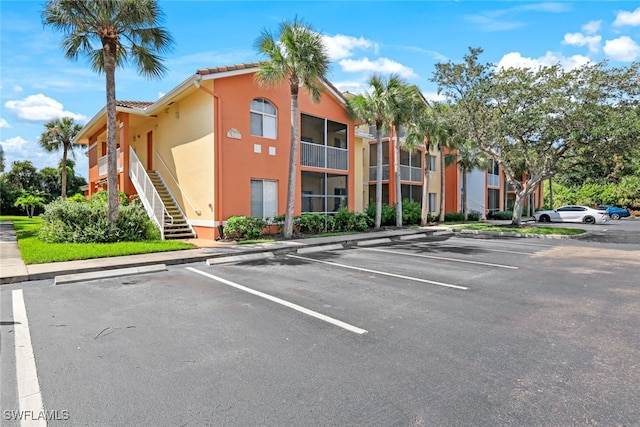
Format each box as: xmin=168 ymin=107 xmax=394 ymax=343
xmin=369 ymin=164 xmax=389 ymax=181
xmin=400 ymin=165 xmax=422 ymax=182
xmin=129 ymin=147 xmax=170 ymax=239
xmin=301 ymin=141 xmax=348 ymax=170
xmin=154 ymin=150 xmax=200 ymax=215
xmin=98 ymin=148 xmax=121 ymax=177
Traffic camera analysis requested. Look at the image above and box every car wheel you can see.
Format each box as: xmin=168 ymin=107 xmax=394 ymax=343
xmin=611 ymin=213 xmax=621 ymax=220
xmin=584 ymin=216 xmax=596 ymax=224
xmin=539 ymin=214 xmax=550 ymax=223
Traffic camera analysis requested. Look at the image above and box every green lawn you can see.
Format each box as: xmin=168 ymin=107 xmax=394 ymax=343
xmin=453 ymin=222 xmax=585 ymax=235
xmin=1 ymin=216 xmax=195 ymax=264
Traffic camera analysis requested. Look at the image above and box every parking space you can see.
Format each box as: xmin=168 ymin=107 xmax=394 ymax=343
xmin=2 ymin=232 xmax=639 ymax=425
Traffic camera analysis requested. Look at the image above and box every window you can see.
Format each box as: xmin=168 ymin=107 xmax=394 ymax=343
xmin=250 ymin=98 xmax=277 ymax=139
xmin=429 ymin=193 xmax=437 ymax=212
xmin=401 ymin=184 xmax=422 ymax=203
xmin=488 ymin=188 xmax=500 ymax=213
xmin=302 ymin=172 xmax=348 ymax=213
xmin=429 ymin=155 xmax=437 ymax=171
xmin=251 ymin=179 xmax=277 ymax=218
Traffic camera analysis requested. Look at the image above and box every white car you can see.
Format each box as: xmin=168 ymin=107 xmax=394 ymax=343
xmin=534 ymin=205 xmax=610 ymax=224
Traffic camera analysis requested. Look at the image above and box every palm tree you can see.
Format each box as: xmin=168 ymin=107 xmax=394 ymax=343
xmin=39 ymin=117 xmax=83 ymax=198
xmin=347 ymin=74 xmax=404 ymax=228
xmin=43 ymin=0 xmax=173 ymax=228
xmin=405 ymin=100 xmax=455 ymax=225
xmin=389 ymin=82 xmax=421 ymax=226
xmin=254 ymin=18 xmax=330 ymax=239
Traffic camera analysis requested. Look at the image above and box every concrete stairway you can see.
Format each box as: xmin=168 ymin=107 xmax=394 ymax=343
xmin=148 ymin=171 xmax=196 ymax=239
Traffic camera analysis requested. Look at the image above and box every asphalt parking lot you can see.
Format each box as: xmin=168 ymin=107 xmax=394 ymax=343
xmin=2 ymin=220 xmax=639 ymax=426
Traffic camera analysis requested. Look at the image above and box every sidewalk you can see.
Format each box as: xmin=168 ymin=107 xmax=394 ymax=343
xmin=0 ymin=221 xmax=451 ymax=285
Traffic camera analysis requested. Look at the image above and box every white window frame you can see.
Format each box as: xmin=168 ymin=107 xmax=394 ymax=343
xmin=250 ymin=98 xmax=277 ymax=139
xmin=251 ymin=179 xmax=278 ymax=218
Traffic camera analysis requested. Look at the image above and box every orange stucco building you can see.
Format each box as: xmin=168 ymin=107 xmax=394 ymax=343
xmin=75 ymin=63 xmax=366 ymax=240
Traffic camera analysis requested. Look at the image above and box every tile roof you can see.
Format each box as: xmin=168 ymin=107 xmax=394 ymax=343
xmin=116 ymin=101 xmax=154 ymax=109
xmin=196 ymin=62 xmax=262 ymax=76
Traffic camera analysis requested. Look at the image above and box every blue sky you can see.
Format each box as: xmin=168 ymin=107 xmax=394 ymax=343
xmin=1 ymin=1 xmax=639 ymax=181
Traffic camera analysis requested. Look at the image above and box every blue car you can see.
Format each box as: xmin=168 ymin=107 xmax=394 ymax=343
xmin=600 ymin=205 xmax=630 ymax=220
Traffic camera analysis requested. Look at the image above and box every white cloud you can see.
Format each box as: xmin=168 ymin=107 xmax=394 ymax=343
xmin=4 ymin=94 xmax=89 ymax=123
xmin=563 ymin=33 xmax=601 ymax=53
xmin=0 ymin=118 xmax=10 ymax=128
xmin=497 ymin=51 xmax=591 ymax=71
xmin=582 ymin=20 xmax=602 ymax=34
xmin=0 ymin=136 xmax=28 ymax=153
xmin=14 ymin=85 xmax=24 ymax=92
xmin=322 ymin=34 xmax=378 ymax=61
xmin=339 ymin=57 xmax=418 ymax=79
xmin=613 ymin=7 xmax=640 ymax=27
xmin=603 ymin=36 xmax=640 ymax=61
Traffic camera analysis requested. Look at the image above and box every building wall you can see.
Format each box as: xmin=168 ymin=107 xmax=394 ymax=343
xmin=213 ymin=73 xmax=356 ymax=226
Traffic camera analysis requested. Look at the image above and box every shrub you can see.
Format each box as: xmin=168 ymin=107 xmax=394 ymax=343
xmin=334 ymin=207 xmax=370 ymax=231
xmin=401 ymin=199 xmax=421 ymax=225
xmin=489 ymin=210 xmax=513 ymax=220
xmin=366 ymin=202 xmax=396 ymax=226
xmin=467 ymin=210 xmax=482 ymax=221
xmin=444 ymin=212 xmax=465 ymax=222
xmin=223 ymin=215 xmax=267 ymax=240
xmin=38 ymin=197 xmax=159 ymax=243
xmin=296 ymin=213 xmax=328 ymax=234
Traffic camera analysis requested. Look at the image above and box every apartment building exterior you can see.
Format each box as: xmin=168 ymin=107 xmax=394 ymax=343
xmin=74 ymin=63 xmax=367 ymax=240
xmin=361 ymin=127 xmax=442 ymax=215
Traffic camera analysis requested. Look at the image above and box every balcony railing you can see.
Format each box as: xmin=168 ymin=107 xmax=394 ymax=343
xmin=301 ymin=141 xmax=348 ymax=170
xmin=98 ymin=148 xmax=122 ymax=177
xmin=400 ymin=165 xmax=422 ymax=182
xmin=369 ymin=164 xmax=390 ymax=181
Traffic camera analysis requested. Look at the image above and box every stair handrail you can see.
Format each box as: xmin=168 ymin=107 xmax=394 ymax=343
xmin=153 ymin=150 xmax=201 ymax=215
xmin=129 ymin=147 xmax=173 ymax=238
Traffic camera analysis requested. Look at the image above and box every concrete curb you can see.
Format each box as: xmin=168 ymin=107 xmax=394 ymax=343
xmin=53 ymin=264 xmax=168 ymax=285
xmin=454 ymin=229 xmax=590 ymax=239
xmin=206 ymin=252 xmax=274 ymax=265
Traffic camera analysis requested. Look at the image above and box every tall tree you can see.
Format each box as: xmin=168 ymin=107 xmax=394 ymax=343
xmin=43 ymin=0 xmax=173 ymax=229
xmin=254 ymin=18 xmax=330 ymax=239
xmin=433 ymin=47 xmax=640 ymax=225
xmin=405 ymin=101 xmax=454 ymax=225
xmin=39 ymin=116 xmax=83 ymax=198
xmin=347 ymin=74 xmax=404 ymax=228
xmin=389 ymin=82 xmax=421 ymax=226
xmin=0 ymin=145 xmax=5 ymax=172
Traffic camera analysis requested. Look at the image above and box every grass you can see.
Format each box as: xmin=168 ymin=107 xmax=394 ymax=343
xmin=237 ymin=238 xmax=276 ymax=245
xmin=453 ymin=222 xmax=585 ymax=235
xmin=1 ymin=215 xmax=195 ymax=264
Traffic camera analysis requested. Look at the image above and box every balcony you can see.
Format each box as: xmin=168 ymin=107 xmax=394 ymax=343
xmin=301 ymin=141 xmax=348 ymax=170
xmin=369 ymin=164 xmax=389 ymax=181
xmin=400 ymin=165 xmax=422 ymax=182
xmin=98 ymin=148 xmax=122 ymax=177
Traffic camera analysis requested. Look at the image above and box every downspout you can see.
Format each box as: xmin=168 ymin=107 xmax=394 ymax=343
xmin=194 ymin=76 xmax=223 ymax=237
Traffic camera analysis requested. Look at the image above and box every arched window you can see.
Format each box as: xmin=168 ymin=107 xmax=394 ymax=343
xmin=250 ymin=98 xmax=277 ymax=139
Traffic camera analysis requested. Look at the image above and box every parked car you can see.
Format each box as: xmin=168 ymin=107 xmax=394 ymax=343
xmin=534 ymin=205 xmax=610 ymax=224
xmin=599 ymin=205 xmax=631 ymax=220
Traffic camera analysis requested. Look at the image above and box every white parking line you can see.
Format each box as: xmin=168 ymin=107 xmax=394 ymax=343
xmin=360 ymin=247 xmax=519 ymax=269
xmin=12 ymin=289 xmax=47 ymax=427
xmin=186 ymin=267 xmax=367 ymax=335
xmin=287 ymin=255 xmax=469 ymax=291
xmin=412 ymin=242 xmax=533 ymax=255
